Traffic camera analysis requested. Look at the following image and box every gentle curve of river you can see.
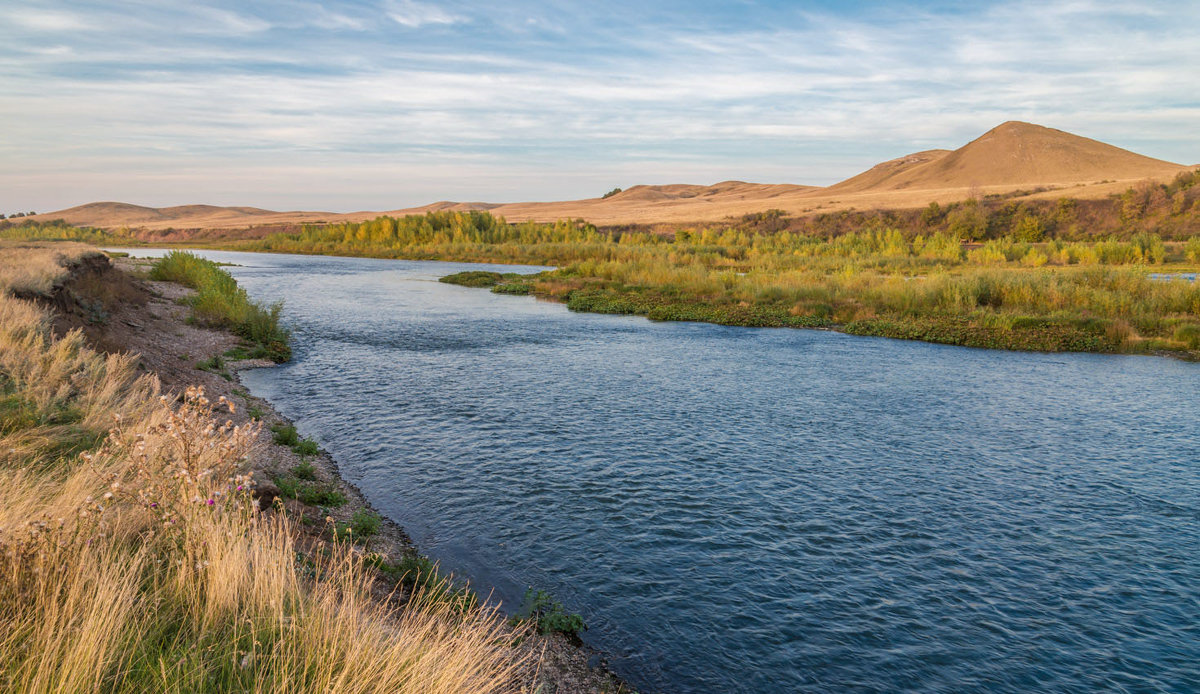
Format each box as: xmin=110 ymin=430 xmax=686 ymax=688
xmin=126 ymin=250 xmax=1199 ymax=693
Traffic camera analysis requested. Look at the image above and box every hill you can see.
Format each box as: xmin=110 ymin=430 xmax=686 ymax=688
xmin=23 ymin=122 xmax=1190 ymax=229
xmin=827 ymin=121 xmax=1185 ymax=193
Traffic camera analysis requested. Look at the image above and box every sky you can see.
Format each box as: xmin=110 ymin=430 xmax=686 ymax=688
xmin=2 ymin=0 xmax=1199 ymax=213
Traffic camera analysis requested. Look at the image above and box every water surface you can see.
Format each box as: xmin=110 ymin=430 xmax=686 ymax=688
xmin=126 ymin=250 xmax=1200 ymax=693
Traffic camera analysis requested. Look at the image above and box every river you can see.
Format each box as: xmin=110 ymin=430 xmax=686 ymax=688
xmin=122 ymin=249 xmax=1199 ymax=693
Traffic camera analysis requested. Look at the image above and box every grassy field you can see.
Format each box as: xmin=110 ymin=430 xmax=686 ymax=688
xmin=0 ymin=244 xmax=524 ymax=693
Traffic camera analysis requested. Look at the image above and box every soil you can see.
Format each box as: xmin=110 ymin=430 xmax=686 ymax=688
xmin=42 ymin=253 xmax=634 ymax=694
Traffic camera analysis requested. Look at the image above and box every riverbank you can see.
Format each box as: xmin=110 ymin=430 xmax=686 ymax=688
xmin=0 ymin=243 xmax=630 ymax=693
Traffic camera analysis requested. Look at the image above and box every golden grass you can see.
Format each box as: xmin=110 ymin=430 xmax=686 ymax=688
xmin=0 ymin=240 xmax=97 ymax=295
xmin=0 ymin=247 xmax=525 ymax=693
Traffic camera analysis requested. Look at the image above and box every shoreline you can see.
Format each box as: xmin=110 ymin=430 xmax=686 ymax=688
xmin=60 ymin=252 xmax=633 ymax=694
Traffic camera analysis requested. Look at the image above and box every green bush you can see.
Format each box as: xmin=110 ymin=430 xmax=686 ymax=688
xmin=293 ymin=437 xmax=319 ymax=456
xmin=514 ymin=588 xmax=585 ymax=636
xmin=333 ymin=509 xmax=382 ymax=543
xmin=275 ymin=476 xmax=346 ymax=506
xmin=270 ymin=423 xmax=300 ymax=447
xmin=1174 ymin=323 xmax=1200 ymax=349
xmin=150 ymin=251 xmax=291 ymax=362
xmin=291 ymin=460 xmax=317 ymax=481
xmin=439 ymin=271 xmax=503 ymax=288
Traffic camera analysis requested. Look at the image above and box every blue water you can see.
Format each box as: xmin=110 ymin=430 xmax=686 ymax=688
xmin=124 ymin=250 xmax=1200 ymax=693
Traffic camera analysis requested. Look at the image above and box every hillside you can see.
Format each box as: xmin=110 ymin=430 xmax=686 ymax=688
xmin=23 ymin=122 xmax=1191 ymax=230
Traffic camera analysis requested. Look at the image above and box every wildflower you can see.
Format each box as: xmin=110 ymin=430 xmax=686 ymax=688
xmin=206 ymin=499 xmax=215 ymax=506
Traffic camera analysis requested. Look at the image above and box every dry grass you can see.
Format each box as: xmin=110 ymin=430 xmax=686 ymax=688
xmin=0 ymin=241 xmax=96 ymax=295
xmin=0 ymin=249 xmax=526 ymax=692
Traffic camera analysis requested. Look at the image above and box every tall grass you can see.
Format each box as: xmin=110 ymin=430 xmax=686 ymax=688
xmin=149 ymin=251 xmax=291 ymax=362
xmin=0 ymin=284 xmax=525 ymax=692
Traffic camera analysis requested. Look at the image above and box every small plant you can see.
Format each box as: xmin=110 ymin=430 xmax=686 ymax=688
xmin=292 ymin=460 xmax=317 ymax=481
xmin=274 ymin=475 xmax=347 ymax=506
xmin=514 ymin=588 xmax=586 ymax=636
xmin=196 ymin=354 xmax=224 ymax=372
xmin=270 ymin=422 xmax=300 ymax=447
xmin=246 ymin=405 xmax=265 ymax=420
xmin=294 ymin=437 xmax=320 ymax=456
xmin=332 ymin=509 xmax=382 ymax=543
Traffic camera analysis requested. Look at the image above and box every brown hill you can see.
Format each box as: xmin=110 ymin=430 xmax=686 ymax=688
xmin=829 ymin=121 xmax=1185 ymax=193
xmin=23 ymin=122 xmax=1191 ymax=229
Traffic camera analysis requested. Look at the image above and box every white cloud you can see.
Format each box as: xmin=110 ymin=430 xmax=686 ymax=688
xmin=385 ymin=0 xmax=465 ymax=28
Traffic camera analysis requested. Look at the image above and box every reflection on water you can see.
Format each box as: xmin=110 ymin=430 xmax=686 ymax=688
xmin=124 ymin=249 xmax=1200 ymax=693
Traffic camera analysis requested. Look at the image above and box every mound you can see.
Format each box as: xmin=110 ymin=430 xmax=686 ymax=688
xmin=829 ymin=121 xmax=1185 ymax=193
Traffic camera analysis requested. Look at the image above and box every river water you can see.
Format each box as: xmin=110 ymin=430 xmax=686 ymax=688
xmin=126 ymin=250 xmax=1199 ymax=693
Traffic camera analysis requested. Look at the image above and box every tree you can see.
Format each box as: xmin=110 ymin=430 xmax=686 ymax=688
xmin=1012 ymin=214 xmax=1045 ymax=242
xmin=601 ymin=188 xmax=622 ymax=199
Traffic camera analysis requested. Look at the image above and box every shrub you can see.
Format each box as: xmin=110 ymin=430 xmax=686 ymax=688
xmin=275 ymin=476 xmax=347 ymax=506
xmin=1174 ymin=323 xmax=1200 ymax=349
xmin=292 ymin=460 xmax=318 ymax=481
xmin=294 ymin=437 xmax=320 ymax=456
xmin=271 ymin=422 xmax=300 ymax=447
xmin=333 ymin=509 xmax=383 ymax=543
xmin=150 ymin=251 xmax=291 ymax=362
xmin=514 ymin=589 xmax=585 ymax=636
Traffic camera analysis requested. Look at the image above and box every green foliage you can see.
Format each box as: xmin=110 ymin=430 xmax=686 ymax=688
xmin=293 ymin=437 xmax=319 ymax=456
xmin=601 ymin=187 xmax=623 ymax=199
xmin=439 ymin=271 xmax=503 ymax=287
xmin=332 ymin=509 xmax=382 ymax=543
xmin=270 ymin=422 xmax=300 ymax=447
xmin=149 ymin=251 xmax=291 ymax=362
xmin=491 ymin=282 xmax=531 ymax=295
xmin=514 ymin=589 xmax=585 ymax=636
xmin=1174 ymin=323 xmax=1200 ymax=349
xmin=1186 ymin=236 xmax=1200 ymax=264
xmin=291 ymin=460 xmax=317 ymax=481
xmin=274 ymin=476 xmax=347 ymax=507
xmin=270 ymin=422 xmax=319 ymax=456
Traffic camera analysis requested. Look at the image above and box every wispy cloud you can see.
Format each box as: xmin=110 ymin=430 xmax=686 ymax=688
xmin=0 ymin=0 xmax=1197 ymax=212
xmin=385 ymin=0 xmax=465 ymax=28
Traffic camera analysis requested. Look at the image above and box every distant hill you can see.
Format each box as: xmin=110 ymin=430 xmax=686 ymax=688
xmin=24 ymin=122 xmax=1191 ymax=229
xmin=827 ymin=121 xmax=1185 ymax=193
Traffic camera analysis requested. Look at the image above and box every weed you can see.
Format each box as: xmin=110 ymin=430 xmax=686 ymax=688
xmin=333 ymin=509 xmax=383 ymax=543
xmin=514 ymin=589 xmax=586 ymax=637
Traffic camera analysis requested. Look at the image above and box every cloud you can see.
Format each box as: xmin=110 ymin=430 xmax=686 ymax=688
xmin=385 ymin=0 xmax=465 ymax=28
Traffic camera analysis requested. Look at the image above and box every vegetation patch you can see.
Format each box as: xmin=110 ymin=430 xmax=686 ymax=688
xmin=513 ymin=589 xmax=586 ymax=637
xmin=149 ymin=250 xmax=291 ymax=362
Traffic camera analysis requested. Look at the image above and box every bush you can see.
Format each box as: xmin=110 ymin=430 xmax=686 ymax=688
xmin=514 ymin=589 xmax=585 ymax=636
xmin=275 ymin=476 xmax=347 ymax=506
xmin=270 ymin=422 xmax=300 ymax=447
xmin=292 ymin=460 xmax=317 ymax=481
xmin=1174 ymin=323 xmax=1200 ymax=349
xmin=439 ymin=271 xmax=502 ymax=288
xmin=150 ymin=251 xmax=291 ymax=362
xmin=333 ymin=509 xmax=383 ymax=543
